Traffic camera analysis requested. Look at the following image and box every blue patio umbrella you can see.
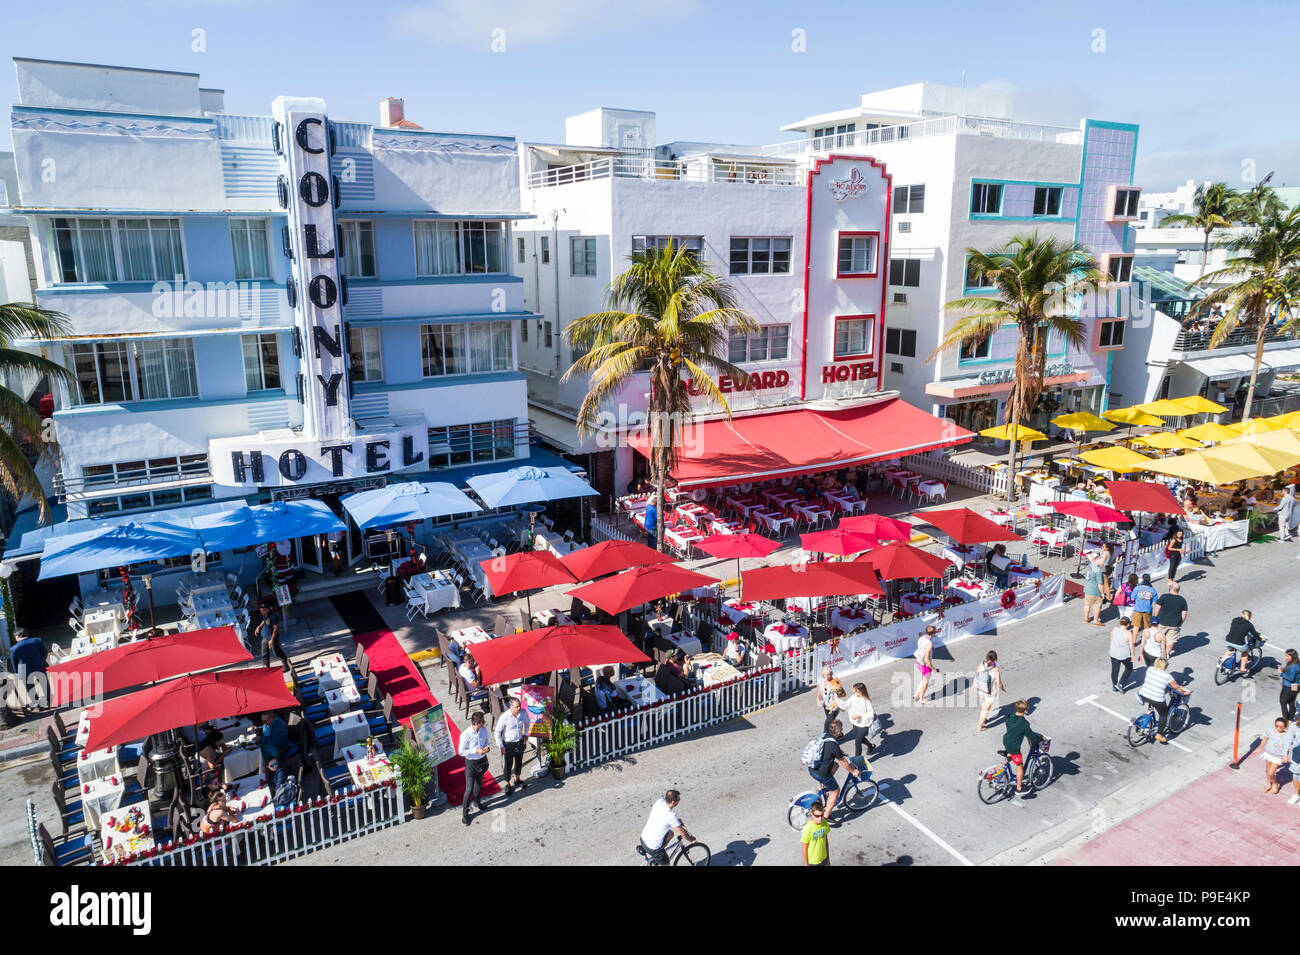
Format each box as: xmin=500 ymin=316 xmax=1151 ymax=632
xmin=467 ymin=466 xmax=598 ymax=509
xmin=193 ymin=500 xmax=346 ymax=551
xmin=38 ymin=521 xmax=205 ymax=580
xmin=340 ymin=482 xmax=482 ymax=530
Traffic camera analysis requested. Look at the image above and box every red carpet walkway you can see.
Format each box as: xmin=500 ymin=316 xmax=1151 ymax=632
xmin=352 ymin=629 xmax=499 ymax=805
xmin=1053 ymin=747 xmax=1299 ymax=865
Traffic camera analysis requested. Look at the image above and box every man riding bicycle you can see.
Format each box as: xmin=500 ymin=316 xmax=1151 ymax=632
xmin=1222 ymin=610 xmax=1262 ymax=675
xmin=1001 ymin=700 xmax=1043 ymax=797
xmin=805 ymin=720 xmax=860 ymax=817
xmin=638 ymin=789 xmax=696 ymax=866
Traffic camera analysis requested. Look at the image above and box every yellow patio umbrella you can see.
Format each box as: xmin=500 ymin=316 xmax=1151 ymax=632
xmin=1051 ymin=412 xmax=1115 ymax=433
xmin=1145 ymin=450 xmax=1267 ymax=485
xmin=1079 ymin=447 xmax=1157 ymax=474
xmin=1266 ymin=411 xmax=1300 ymax=428
xmin=1233 ymin=417 xmax=1283 ymax=437
xmin=979 ymin=423 xmax=1047 ymax=442
xmin=1223 ymin=429 xmax=1300 ymax=455
xmin=1209 ymin=442 xmax=1300 ymax=475
xmin=1136 ymin=399 xmax=1195 ymax=417
xmin=1133 ymin=432 xmax=1204 ymax=451
xmin=1172 ymin=395 xmax=1228 ymax=415
xmin=1104 ymin=406 xmax=1166 ymax=428
xmin=1179 ymin=421 xmax=1239 ymax=443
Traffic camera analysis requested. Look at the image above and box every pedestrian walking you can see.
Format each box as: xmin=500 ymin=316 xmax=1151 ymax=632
xmin=1114 ymin=573 xmax=1138 ymax=623
xmin=1278 ymin=649 xmax=1300 ymax=724
xmin=1164 ymin=528 xmax=1185 ymax=581
xmin=1153 ymin=580 xmax=1188 ymax=653
xmin=801 ymin=800 xmax=831 ymax=866
xmin=459 ymin=710 xmax=491 ymax=824
xmin=976 ymin=650 xmax=1006 ymax=730
xmin=817 ymin=666 xmax=838 ymax=730
xmin=494 ymin=696 xmax=529 ymax=794
xmin=1140 ymin=621 xmax=1170 ymax=669
xmin=913 ymin=625 xmax=936 ymax=705
xmin=255 ymin=601 xmax=291 ymax=671
xmin=823 ymin=679 xmax=848 ymax=734
xmin=1261 ymin=718 xmax=1299 ymax=795
xmin=843 ymin=682 xmax=878 ymax=755
xmin=1274 ymin=484 xmax=1296 ymax=541
xmin=1082 ymin=551 xmax=1111 ymax=627
xmin=1129 ymin=574 xmax=1158 ymax=632
xmin=1108 ymin=618 xmax=1139 ymax=692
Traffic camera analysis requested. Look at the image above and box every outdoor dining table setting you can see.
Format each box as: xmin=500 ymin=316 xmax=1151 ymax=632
xmin=762 ymin=620 xmax=809 ymax=652
xmin=900 ymin=592 xmax=943 ymax=616
xmin=946 ymin=577 xmax=992 ymax=602
xmin=690 ymin=652 xmax=742 ymax=686
xmin=984 ymin=508 xmax=1016 ymax=528
xmin=342 ymin=742 xmax=394 ymax=788
xmin=328 ymin=709 xmax=372 ymax=760
xmin=440 ymin=528 xmax=495 ymax=595
xmin=77 ymin=743 xmax=121 ymax=788
xmin=534 ymin=529 xmax=585 ymax=556
xmin=533 ymin=608 xmax=574 ymax=628
xmin=448 ymin=625 xmax=495 ymax=650
xmin=99 ymin=801 xmax=155 ymax=863
xmin=825 ymin=491 xmax=867 ymax=514
xmin=406 ymin=569 xmax=460 ymax=615
xmin=792 ymin=501 xmax=832 ymax=525
xmin=69 ymin=629 xmax=119 ymax=659
xmin=915 ymin=479 xmax=947 ymax=501
xmin=1030 ymin=525 xmax=1069 ymax=549
xmin=81 ymin=772 xmax=128 ymax=830
xmin=312 ymin=652 xmax=354 ymax=691
xmin=720 ymin=598 xmax=764 ymax=626
xmin=830 ymin=605 xmax=875 ymax=635
xmin=941 ymin=542 xmax=985 ymax=570
xmin=1007 ymin=563 xmax=1045 ymax=586
xmin=615 ymin=675 xmax=668 ymax=706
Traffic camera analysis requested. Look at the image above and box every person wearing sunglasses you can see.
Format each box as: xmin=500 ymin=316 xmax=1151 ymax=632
xmin=801 ymin=800 xmax=831 ymax=866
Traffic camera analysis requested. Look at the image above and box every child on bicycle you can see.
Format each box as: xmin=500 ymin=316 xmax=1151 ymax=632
xmin=1222 ymin=610 xmax=1262 ymax=676
xmin=1001 ymin=700 xmax=1043 ymax=797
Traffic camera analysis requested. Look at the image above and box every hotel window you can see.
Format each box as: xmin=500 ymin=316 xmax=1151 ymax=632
xmin=51 ymin=218 xmax=117 ymax=283
xmin=414 ymin=221 xmax=507 ymax=275
xmin=728 ymin=324 xmax=789 ymax=362
xmin=885 ymin=328 xmax=917 ymax=358
xmin=971 ymin=182 xmax=1003 ymax=215
xmin=1099 ymin=319 xmax=1125 ymax=347
xmin=544 ymin=321 xmax=554 ymax=348
xmin=540 ymin=236 xmax=550 ymax=264
xmin=420 ymin=321 xmax=513 ymax=377
xmin=339 ymin=221 xmax=377 ymax=278
xmin=836 ymin=234 xmax=878 ymax=277
xmin=242 ymin=333 xmax=282 ymax=392
xmin=888 ymin=258 xmax=921 ymax=287
xmin=428 ymin=419 xmax=517 ymax=468
xmin=729 ymin=237 xmax=791 ymax=275
xmin=959 ymin=337 xmax=991 ymax=361
xmin=86 ymin=482 xmax=213 ymax=517
xmin=1032 ymin=187 xmax=1063 ymax=217
xmin=72 ymin=338 xmax=198 ymax=404
xmin=570 ymin=236 xmax=597 ymax=276
xmin=1107 ymin=255 xmax=1134 ymax=283
xmin=116 ymin=219 xmax=185 ymax=281
xmin=893 ymin=185 xmax=925 ymax=214
xmin=1113 ymin=188 xmax=1141 ymax=219
xmin=230 ymin=218 xmax=272 ymax=280
xmin=813 ymin=123 xmax=856 ymax=147
xmin=833 ymin=316 xmax=874 ymax=359
xmin=964 ymin=257 xmax=996 ymax=289
xmin=348 ymin=327 xmax=384 ymax=382
xmin=132 ymin=338 xmax=198 ymax=400
xmin=517 ymin=237 xmax=526 ymax=264
xmin=633 ymin=235 xmax=704 ymax=262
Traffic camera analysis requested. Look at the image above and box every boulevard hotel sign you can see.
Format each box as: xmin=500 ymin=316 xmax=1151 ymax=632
xmin=211 ymin=97 xmax=428 ymax=488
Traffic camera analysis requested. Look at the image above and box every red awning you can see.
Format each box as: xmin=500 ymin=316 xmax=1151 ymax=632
xmin=1105 ymin=481 xmax=1186 ymax=516
xmin=627 ymin=398 xmax=973 ymax=487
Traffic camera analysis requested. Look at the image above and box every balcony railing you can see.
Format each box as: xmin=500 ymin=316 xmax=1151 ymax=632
xmin=528 ymin=156 xmax=799 ymax=189
xmin=1171 ymin=324 xmax=1296 ymax=353
xmin=762 ymin=114 xmax=1083 ymax=159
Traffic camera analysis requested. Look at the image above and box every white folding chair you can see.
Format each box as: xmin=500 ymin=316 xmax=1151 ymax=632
xmin=68 ymin=616 xmax=85 ymax=637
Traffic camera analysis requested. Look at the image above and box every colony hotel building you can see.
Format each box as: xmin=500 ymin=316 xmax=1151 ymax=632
xmin=517 ymin=84 xmax=1142 ymax=497
xmin=4 ymin=58 xmax=540 ymax=576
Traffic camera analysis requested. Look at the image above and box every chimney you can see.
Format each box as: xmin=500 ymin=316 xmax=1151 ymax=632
xmin=379 ymin=97 xmax=404 ymax=128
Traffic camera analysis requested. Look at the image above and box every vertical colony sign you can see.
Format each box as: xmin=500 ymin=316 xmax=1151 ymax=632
xmin=211 ymin=97 xmax=427 ymax=487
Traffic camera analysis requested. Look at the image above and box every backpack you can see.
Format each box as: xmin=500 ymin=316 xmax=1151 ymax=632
xmin=801 ymin=735 xmax=833 ymax=768
xmin=272 ymin=774 xmax=300 ymax=808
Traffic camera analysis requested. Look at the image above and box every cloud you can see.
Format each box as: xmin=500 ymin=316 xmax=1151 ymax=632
xmin=391 ymin=0 xmax=698 ymax=48
xmin=1136 ymin=140 xmax=1300 ymax=192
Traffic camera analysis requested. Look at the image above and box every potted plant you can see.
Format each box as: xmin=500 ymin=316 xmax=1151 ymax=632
xmin=389 ymin=739 xmax=435 ymax=819
xmin=543 ymin=712 xmax=576 ymax=779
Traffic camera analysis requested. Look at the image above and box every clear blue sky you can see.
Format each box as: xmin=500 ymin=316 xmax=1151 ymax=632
xmin=3 ymin=0 xmax=1296 ymax=189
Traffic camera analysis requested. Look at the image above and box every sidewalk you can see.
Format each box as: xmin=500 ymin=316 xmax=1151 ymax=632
xmin=1052 ymin=746 xmax=1300 ymax=866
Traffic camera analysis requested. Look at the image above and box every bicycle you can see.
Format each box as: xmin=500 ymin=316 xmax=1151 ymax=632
xmin=977 ymin=738 xmax=1052 ymax=804
xmin=634 ymin=833 xmax=711 ymax=866
xmin=1127 ymin=691 xmax=1191 ymax=746
xmin=787 ymin=756 xmax=879 ymax=830
xmin=1214 ymin=640 xmax=1264 ymax=685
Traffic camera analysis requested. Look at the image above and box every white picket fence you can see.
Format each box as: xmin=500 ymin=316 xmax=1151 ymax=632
xmin=902 ymin=453 xmax=1010 ymax=495
xmin=591 ymin=515 xmax=635 ymax=544
xmin=566 ymin=666 xmax=780 ymax=771
xmin=82 ymin=783 xmax=404 ymax=867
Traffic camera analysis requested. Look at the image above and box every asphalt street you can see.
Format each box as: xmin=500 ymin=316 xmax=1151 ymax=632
xmin=288 ymin=536 xmax=1299 ymax=867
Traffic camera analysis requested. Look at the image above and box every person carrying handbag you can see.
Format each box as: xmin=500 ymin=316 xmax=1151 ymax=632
xmin=844 ymin=683 xmax=880 ymax=755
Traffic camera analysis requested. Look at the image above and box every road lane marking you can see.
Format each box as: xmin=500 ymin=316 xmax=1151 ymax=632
xmin=1076 ymin=694 xmax=1193 ymax=753
xmin=1266 ymin=643 xmax=1286 ymax=654
xmin=876 ymin=782 xmax=975 ymax=866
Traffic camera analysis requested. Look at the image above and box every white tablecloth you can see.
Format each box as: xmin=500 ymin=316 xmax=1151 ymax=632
xmin=659 ymin=631 xmax=703 ymax=656
xmin=222 ymin=745 xmax=262 ymax=782
xmin=830 ymin=607 xmax=874 ymax=635
xmin=99 ymin=800 xmax=154 ymax=863
xmin=227 ymin=784 xmax=275 ymax=821
xmin=614 ymin=676 xmax=667 ymax=706
xmin=942 ymin=543 xmax=985 ymax=569
xmin=448 ymin=626 xmax=494 ymax=648
xmin=645 ymin=614 xmax=675 ymax=639
xmin=345 ymin=746 xmax=395 ymax=788
xmin=826 ymin=493 xmax=867 ymax=514
xmin=77 ymin=747 xmax=120 ymax=788
xmin=1185 ymin=519 xmax=1249 ymax=552
xmin=188 ymin=589 xmax=233 ymax=614
xmin=532 ymin=608 xmax=574 ymax=628
xmin=70 ymin=630 xmax=117 ymax=659
xmin=75 ymin=711 xmax=93 ymax=747
xmin=793 ymin=503 xmax=832 ymax=524
xmin=1008 ymin=566 xmax=1045 ymax=587
xmin=81 ymin=608 xmax=122 ymax=638
xmin=700 ymin=662 xmax=742 ymax=686
xmin=1029 ymin=526 xmax=1069 ymax=548
xmin=81 ymin=775 xmax=125 ymax=830
xmin=985 ymin=510 xmax=1015 ymax=528
xmin=325 ymin=684 xmax=361 ymax=715
xmin=946 ymin=578 xmax=991 ymax=603
xmin=786 ymin=594 xmax=830 ymax=614
xmin=330 ymin=710 xmax=371 ymax=760
xmin=756 ymin=513 xmax=795 ymax=535
xmin=408 ymin=571 xmax=460 ymax=614
xmin=916 ymin=480 xmax=947 ymax=501
xmin=720 ymin=599 xmax=763 ymax=626
xmin=900 ymin=592 xmax=943 ymax=616
xmin=762 ymin=622 xmax=809 ymax=652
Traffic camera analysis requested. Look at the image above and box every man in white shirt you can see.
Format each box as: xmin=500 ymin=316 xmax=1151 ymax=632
xmin=638 ymin=789 xmax=695 ymax=866
xmin=494 ymin=697 xmax=528 ymax=794
xmin=458 ymin=711 xmax=491 ymax=825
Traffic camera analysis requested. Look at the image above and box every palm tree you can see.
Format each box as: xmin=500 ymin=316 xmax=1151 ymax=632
xmin=1161 ymin=181 xmax=1241 ymax=282
xmin=0 ymin=302 xmax=73 ymax=525
xmin=930 ymin=234 xmax=1101 ymax=502
xmin=1233 ymin=172 xmax=1285 ymax=224
xmin=1185 ymin=207 xmax=1300 ymax=421
xmin=563 ymin=242 xmax=758 ymax=551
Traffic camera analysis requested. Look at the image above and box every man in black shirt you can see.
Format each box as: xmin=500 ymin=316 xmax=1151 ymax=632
xmin=1223 ymin=610 xmax=1262 ymax=674
xmin=807 ymin=720 xmax=860 ymax=818
xmin=1153 ymin=581 xmax=1189 ymax=647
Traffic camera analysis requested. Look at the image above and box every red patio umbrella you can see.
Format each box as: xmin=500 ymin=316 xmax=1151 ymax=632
xmin=915 ymin=508 xmax=1024 ymax=545
xmin=559 ymin=539 xmax=675 ymax=582
xmin=1104 ymin=480 xmax=1186 ymax=515
xmin=839 ymin=513 xmax=914 ymax=542
xmin=1050 ymin=500 xmax=1132 ymax=524
xmin=855 ymin=541 xmax=953 ymax=580
xmin=469 ymin=624 xmax=651 ymax=686
xmin=47 ymin=625 xmax=250 ymax=706
xmin=694 ymin=532 xmax=781 ymax=596
xmin=84 ymin=667 xmax=298 ymax=752
xmin=566 ymin=563 xmax=719 ymax=615
xmin=800 ymin=528 xmax=880 ymax=556
xmin=479 ymin=550 xmax=579 ymax=617
xmin=742 ymin=562 xmax=883 ymax=601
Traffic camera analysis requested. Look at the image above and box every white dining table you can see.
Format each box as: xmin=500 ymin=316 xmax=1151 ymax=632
xmin=942 ymin=543 xmax=985 ymax=570
xmin=330 ymin=710 xmax=371 ymax=760
xmin=916 ymin=480 xmax=947 ymax=501
xmin=324 ymin=684 xmax=362 ymax=715
xmin=188 ymin=588 xmax=233 ymax=614
xmin=614 ymin=676 xmax=667 ymax=706
xmin=1007 ymin=565 xmax=1045 ymax=586
xmin=222 ymin=744 xmax=262 ymax=783
xmin=757 ymin=512 xmax=795 ymax=535
xmin=69 ymin=630 xmax=117 ymax=659
xmin=81 ymin=775 xmax=126 ymax=830
xmin=81 ymin=608 xmax=122 ymax=639
xmin=946 ymin=577 xmax=991 ymax=602
xmin=408 ymin=570 xmax=460 ymax=614
xmin=826 ymin=493 xmax=867 ymax=515
xmin=762 ymin=621 xmax=809 ymax=652
xmin=720 ymin=599 xmax=764 ymax=626
xmin=77 ymin=746 xmax=121 ymax=789
xmin=900 ymin=592 xmax=943 ymax=616
xmin=830 ymin=606 xmax=874 ymax=635
xmin=99 ymin=800 xmax=155 ymax=863
xmin=985 ymin=510 xmax=1016 ymax=528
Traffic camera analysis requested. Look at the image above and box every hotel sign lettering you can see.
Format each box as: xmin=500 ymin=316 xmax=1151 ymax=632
xmin=209 ymin=427 xmax=430 ymax=488
xmin=683 ymin=370 xmax=791 ymax=396
xmin=821 ymin=361 xmax=875 ymax=383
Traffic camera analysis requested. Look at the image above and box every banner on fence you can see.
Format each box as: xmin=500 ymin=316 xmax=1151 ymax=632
xmin=813 ymin=574 xmax=1067 ymax=677
xmin=521 ymin=683 xmax=555 ymax=738
xmin=410 ymin=704 xmax=455 ymax=765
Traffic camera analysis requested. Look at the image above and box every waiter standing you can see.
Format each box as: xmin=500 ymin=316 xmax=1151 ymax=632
xmin=458 ymin=711 xmax=491 ymax=825
xmin=494 ymin=697 xmax=529 ymax=795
